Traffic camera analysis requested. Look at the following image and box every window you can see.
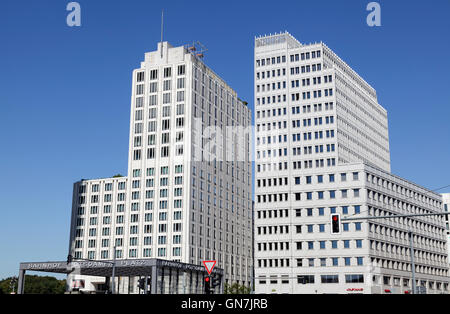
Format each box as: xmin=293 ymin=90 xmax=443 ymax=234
xmin=136 ymin=71 xmax=145 ymax=82
xmin=345 ymin=275 xmax=364 ymax=283
xmin=173 ymin=247 xmax=181 ymax=256
xmin=162 ymin=106 xmax=171 ymax=117
xmin=177 ymin=64 xmax=185 ymax=76
xmin=163 ymin=80 xmax=171 ymax=91
xmin=163 ymin=67 xmax=172 ymax=78
xmin=176 ymin=117 xmax=184 ymax=128
xmin=356 ymin=240 xmax=363 ymax=248
xmin=149 ymin=82 xmax=157 ymax=93
xmin=161 ymin=146 xmax=169 ymax=158
xmin=173 ymin=235 xmax=182 ymax=244
xmin=133 ymin=149 xmax=141 ymax=161
xmin=176 ymin=104 xmax=184 ymax=115
xmin=150 ymin=69 xmax=158 ymax=80
xmin=321 ymin=275 xmax=339 ymax=284
xmin=319 ymin=224 xmax=325 ymax=233
xmin=342 ymin=206 xmax=348 ymax=215
xmin=148 ymin=121 xmax=156 ymax=132
xmin=177 ymin=91 xmax=185 ymax=102
xmin=136 ymin=84 xmax=144 ymax=95
xmin=149 ymin=95 xmax=157 ymax=106
xmin=298 ymin=275 xmax=314 ymax=284
xmin=136 ymin=97 xmax=144 ymax=108
xmin=163 ymin=93 xmax=171 ymax=104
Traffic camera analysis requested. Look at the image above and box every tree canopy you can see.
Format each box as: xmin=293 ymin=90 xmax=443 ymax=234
xmin=224 ymin=283 xmax=252 ymax=294
xmin=0 ymin=275 xmax=66 ymax=294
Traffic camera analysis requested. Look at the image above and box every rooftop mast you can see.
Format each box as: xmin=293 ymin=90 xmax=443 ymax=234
xmin=160 ymin=9 xmax=164 ymax=58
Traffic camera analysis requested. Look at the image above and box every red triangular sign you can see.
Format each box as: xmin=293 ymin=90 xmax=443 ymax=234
xmin=203 ymin=261 xmax=216 ymax=275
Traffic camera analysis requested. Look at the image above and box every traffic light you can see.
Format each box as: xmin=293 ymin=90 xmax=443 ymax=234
xmin=331 ymin=214 xmax=341 ymax=234
xmin=211 ymin=275 xmax=221 ymax=288
xmin=204 ymin=276 xmax=211 ymax=295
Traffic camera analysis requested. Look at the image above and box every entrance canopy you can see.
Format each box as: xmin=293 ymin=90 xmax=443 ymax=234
xmin=18 ymin=258 xmax=223 ymax=294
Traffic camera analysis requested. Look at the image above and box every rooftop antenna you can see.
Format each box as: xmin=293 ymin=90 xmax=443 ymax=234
xmin=160 ymin=9 xmax=164 ymax=58
xmin=184 ymin=41 xmax=207 ymax=60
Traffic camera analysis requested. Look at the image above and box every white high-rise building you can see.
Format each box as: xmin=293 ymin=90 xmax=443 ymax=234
xmin=69 ymin=41 xmax=253 ymax=293
xmin=254 ymin=32 xmax=448 ymax=294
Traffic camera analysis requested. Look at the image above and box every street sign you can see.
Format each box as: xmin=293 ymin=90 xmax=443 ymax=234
xmin=202 ymin=261 xmax=216 ymax=275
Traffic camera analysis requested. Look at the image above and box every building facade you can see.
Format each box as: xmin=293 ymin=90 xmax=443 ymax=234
xmin=254 ymin=32 xmax=448 ymax=294
xmin=69 ymin=41 xmax=253 ymax=293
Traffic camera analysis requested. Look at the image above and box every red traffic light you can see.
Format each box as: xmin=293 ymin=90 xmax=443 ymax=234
xmin=205 ymin=277 xmax=210 ymax=282
xmin=331 ymin=214 xmax=341 ymax=234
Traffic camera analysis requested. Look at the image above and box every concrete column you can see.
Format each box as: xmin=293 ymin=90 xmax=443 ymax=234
xmin=105 ymin=277 xmax=110 ymax=294
xmin=17 ymin=270 xmax=26 ymax=294
xmin=144 ymin=276 xmax=149 ymax=294
xmin=151 ymin=266 xmax=158 ymax=294
xmin=220 ymin=274 xmax=224 ymax=294
xmin=160 ymin=267 xmax=165 ymax=294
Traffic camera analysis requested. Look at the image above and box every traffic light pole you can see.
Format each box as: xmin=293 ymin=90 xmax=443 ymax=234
xmin=408 ymin=231 xmax=416 ymax=295
xmin=10 ymin=277 xmax=18 ymax=294
xmin=111 ymin=245 xmax=117 ymax=294
xmin=341 ymin=211 xmax=448 ymax=295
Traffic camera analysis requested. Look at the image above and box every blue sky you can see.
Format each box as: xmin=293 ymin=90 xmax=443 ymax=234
xmin=0 ymin=0 xmax=449 ymax=279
